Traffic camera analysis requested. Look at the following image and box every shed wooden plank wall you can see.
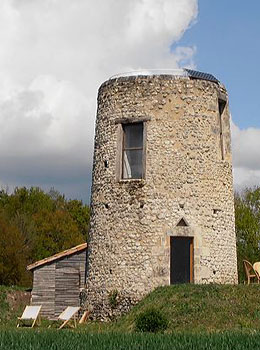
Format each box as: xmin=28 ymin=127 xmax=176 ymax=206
xmin=31 ymin=249 xmax=87 ymax=319
xmin=55 ymin=250 xmax=86 ymax=289
xmin=31 ymin=264 xmax=55 ymax=319
xmin=54 ymin=251 xmax=86 ymax=317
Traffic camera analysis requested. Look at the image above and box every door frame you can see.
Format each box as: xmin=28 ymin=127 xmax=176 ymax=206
xmin=189 ymin=237 xmax=194 ymax=283
xmin=169 ymin=236 xmax=194 ymax=284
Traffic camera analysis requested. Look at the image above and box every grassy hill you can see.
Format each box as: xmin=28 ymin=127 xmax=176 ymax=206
xmin=110 ymin=284 xmax=260 ymax=333
xmin=1 ymin=283 xmax=260 ymax=333
xmin=2 ymin=284 xmax=260 ymax=349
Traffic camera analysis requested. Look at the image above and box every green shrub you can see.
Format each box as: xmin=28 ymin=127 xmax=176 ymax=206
xmin=108 ymin=289 xmax=119 ymax=309
xmin=135 ymin=308 xmax=168 ymax=333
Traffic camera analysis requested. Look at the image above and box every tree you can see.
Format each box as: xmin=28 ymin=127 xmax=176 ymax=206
xmin=0 ymin=213 xmax=29 ymax=286
xmin=235 ymin=187 xmax=260 ymax=282
xmin=0 ymin=186 xmax=90 ymax=286
xmin=66 ymin=199 xmax=90 ymax=239
xmin=31 ymin=209 xmax=85 ymax=261
xmin=0 ymin=187 xmax=55 ymax=216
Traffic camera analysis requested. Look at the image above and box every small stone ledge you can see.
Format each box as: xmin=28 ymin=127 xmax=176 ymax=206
xmin=166 ymin=226 xmax=195 ymax=237
xmin=115 ymin=116 xmax=151 ymax=124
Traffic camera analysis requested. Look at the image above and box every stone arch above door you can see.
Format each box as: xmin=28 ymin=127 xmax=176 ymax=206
xmin=176 ymin=217 xmax=189 ymax=227
xmin=166 ymin=217 xmax=195 ymax=238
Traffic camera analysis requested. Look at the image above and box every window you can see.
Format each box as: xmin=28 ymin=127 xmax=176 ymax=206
xmin=122 ymin=123 xmax=144 ymax=179
xmin=218 ymin=99 xmax=226 ymax=160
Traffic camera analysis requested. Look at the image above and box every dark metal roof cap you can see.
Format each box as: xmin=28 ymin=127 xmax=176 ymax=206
xmin=184 ymin=69 xmax=219 ymax=83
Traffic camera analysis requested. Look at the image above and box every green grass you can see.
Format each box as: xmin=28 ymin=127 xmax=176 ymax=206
xmin=2 ymin=284 xmax=260 ymax=349
xmin=108 ymin=284 xmax=260 ymax=333
xmin=2 ymin=284 xmax=260 ymax=332
xmin=0 ymin=286 xmax=10 ymax=322
xmin=2 ymin=330 xmax=260 ymax=350
xmin=0 ymin=286 xmax=29 ymax=327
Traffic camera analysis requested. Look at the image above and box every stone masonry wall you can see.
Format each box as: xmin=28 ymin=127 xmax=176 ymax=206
xmin=85 ymin=75 xmax=238 ymax=320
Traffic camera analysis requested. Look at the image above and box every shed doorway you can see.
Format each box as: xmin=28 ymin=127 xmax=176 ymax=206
xmin=170 ymin=237 xmax=193 ymax=284
xmin=55 ymin=267 xmax=80 ymax=317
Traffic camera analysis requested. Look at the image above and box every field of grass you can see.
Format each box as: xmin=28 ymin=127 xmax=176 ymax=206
xmin=2 ymin=330 xmax=260 ymax=350
xmin=2 ymin=284 xmax=260 ymax=349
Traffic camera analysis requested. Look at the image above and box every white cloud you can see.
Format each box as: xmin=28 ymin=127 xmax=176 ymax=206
xmin=231 ymin=121 xmax=260 ymax=190
xmin=0 ymin=0 xmax=198 ymax=201
xmin=2 ymin=0 xmax=259 ymax=200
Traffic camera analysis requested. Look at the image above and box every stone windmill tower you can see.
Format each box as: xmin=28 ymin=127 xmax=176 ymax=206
xmin=85 ymin=69 xmax=238 ymax=318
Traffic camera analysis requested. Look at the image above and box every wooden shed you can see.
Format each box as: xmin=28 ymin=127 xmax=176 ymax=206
xmin=27 ymin=243 xmax=87 ymax=319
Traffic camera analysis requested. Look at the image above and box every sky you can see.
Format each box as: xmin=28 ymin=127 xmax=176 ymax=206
xmin=0 ymin=0 xmax=259 ymax=203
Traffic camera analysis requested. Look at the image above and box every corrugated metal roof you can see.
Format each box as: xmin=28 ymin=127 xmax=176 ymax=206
xmin=27 ymin=243 xmax=87 ymax=270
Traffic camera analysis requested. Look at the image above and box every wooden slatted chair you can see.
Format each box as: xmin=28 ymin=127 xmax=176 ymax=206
xmin=17 ymin=305 xmax=42 ymax=328
xmin=243 ymin=260 xmax=260 ymax=284
xmin=57 ymin=306 xmax=80 ymax=329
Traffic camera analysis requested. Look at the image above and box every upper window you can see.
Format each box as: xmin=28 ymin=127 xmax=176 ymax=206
xmin=122 ymin=123 xmax=144 ymax=179
xmin=218 ymin=99 xmax=226 ymax=160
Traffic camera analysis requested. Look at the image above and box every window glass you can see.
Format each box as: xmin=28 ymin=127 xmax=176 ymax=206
xmin=123 ymin=149 xmax=143 ymax=179
xmin=218 ymin=99 xmax=226 ymax=160
xmin=123 ymin=123 xmax=143 ymax=148
xmin=122 ymin=123 xmax=143 ymax=179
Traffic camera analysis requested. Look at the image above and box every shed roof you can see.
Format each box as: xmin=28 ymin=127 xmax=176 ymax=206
xmin=27 ymin=243 xmax=87 ymax=271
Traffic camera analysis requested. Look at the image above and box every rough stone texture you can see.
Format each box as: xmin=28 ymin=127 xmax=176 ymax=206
xmin=85 ymin=75 xmax=238 ymax=320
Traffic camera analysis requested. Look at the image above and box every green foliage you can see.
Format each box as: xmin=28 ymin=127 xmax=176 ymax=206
xmin=0 ymin=214 xmax=29 ymax=286
xmin=0 ymin=187 xmax=55 ymax=217
xmin=135 ymin=308 xmax=168 ymax=333
xmin=0 ymin=186 xmax=89 ymax=286
xmin=31 ymin=209 xmax=84 ymax=261
xmin=66 ymin=199 xmax=90 ymax=238
xmin=235 ymin=187 xmax=260 ymax=282
xmin=108 ymin=290 xmax=119 ymax=309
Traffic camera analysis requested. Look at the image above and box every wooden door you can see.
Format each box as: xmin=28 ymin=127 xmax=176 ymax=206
xmin=55 ymin=267 xmax=80 ymax=317
xmin=170 ymin=237 xmax=193 ymax=284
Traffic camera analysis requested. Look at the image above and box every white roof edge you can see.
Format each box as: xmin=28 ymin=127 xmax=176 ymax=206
xmin=109 ymin=69 xmax=188 ymax=80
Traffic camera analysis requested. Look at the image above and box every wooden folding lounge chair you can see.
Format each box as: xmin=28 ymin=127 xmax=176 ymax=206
xmin=57 ymin=306 xmax=80 ymax=329
xmin=17 ymin=305 xmax=42 ymax=328
xmin=79 ymin=309 xmax=91 ymax=324
xmin=243 ymin=260 xmax=260 ymax=284
xmin=253 ymin=262 xmax=260 ymax=278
